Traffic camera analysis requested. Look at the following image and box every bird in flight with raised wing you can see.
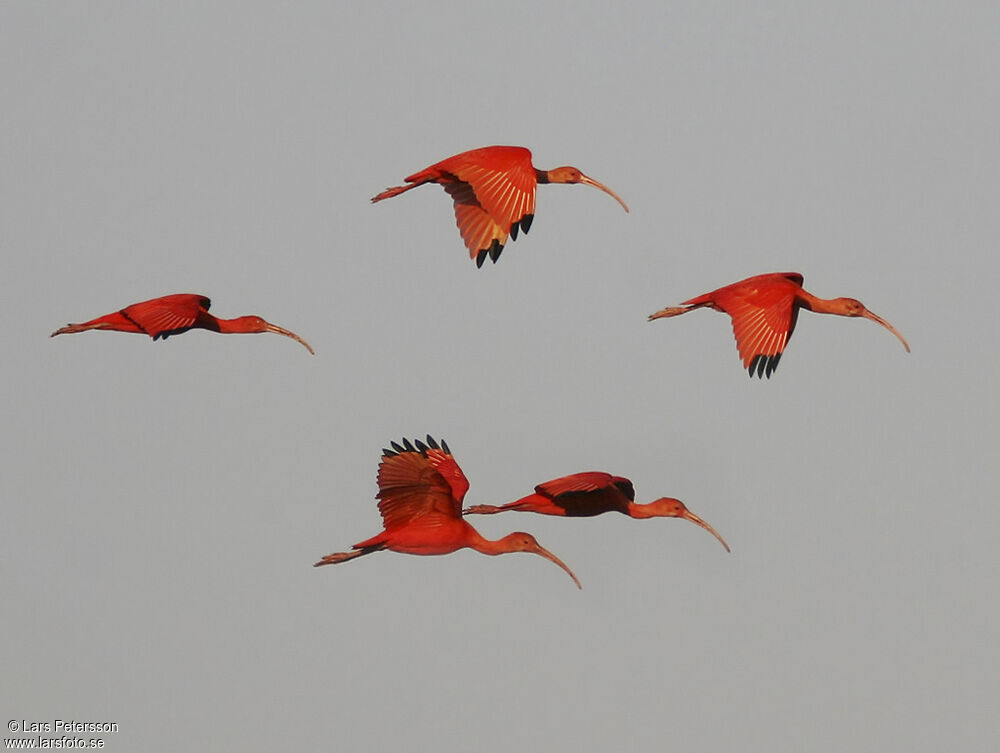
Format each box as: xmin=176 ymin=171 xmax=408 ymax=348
xmin=314 ymin=436 xmax=582 ymax=588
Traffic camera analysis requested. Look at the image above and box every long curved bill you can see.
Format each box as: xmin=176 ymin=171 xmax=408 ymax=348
xmin=861 ymin=310 xmax=910 ymax=353
xmin=533 ymin=544 xmax=583 ymax=589
xmin=265 ymin=323 xmax=315 ymax=354
xmin=680 ymin=510 xmax=731 ymax=553
xmin=580 ymin=174 xmax=630 ymax=213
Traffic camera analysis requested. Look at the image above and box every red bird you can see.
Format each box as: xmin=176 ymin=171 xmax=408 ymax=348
xmin=371 ymin=145 xmax=629 ymax=267
xmin=465 ymin=471 xmax=730 ymax=552
xmin=314 ymin=437 xmax=582 ymax=589
xmin=648 ymin=272 xmax=909 ymax=378
xmin=50 ymin=293 xmax=314 ymax=353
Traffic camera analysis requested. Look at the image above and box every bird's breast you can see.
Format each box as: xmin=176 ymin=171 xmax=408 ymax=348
xmin=384 ymin=520 xmax=470 ymax=555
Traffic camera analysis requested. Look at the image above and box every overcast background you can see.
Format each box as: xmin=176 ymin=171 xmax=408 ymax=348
xmin=2 ymin=3 xmax=997 ymax=751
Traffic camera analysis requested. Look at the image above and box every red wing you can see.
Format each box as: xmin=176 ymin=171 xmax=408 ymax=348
xmin=443 ymin=181 xmax=509 ymax=262
xmin=682 ymin=273 xmax=803 ymax=307
xmin=375 ymin=443 xmax=467 ymax=530
xmin=424 ymin=448 xmax=470 ymax=504
xmin=447 ymin=148 xmax=537 ymax=236
xmin=533 ymin=472 xmax=634 ymax=516
xmin=121 ymin=294 xmax=210 ymax=339
xmin=713 ymin=276 xmax=800 ymax=374
xmin=535 ymin=472 xmax=619 ymax=498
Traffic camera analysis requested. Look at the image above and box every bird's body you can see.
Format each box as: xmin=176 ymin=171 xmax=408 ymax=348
xmin=314 ymin=437 xmax=581 ymax=588
xmin=648 ymin=272 xmax=909 ymax=378
xmin=372 ymin=145 xmax=628 ymax=267
xmin=465 ymin=471 xmax=730 ymax=551
xmin=51 ymin=293 xmax=314 ymax=353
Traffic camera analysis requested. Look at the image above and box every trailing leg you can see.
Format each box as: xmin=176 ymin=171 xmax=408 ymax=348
xmin=313 ymin=543 xmax=385 ymax=567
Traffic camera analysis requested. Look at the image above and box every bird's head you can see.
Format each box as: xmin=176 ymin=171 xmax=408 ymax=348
xmin=234 ymin=315 xmax=268 ymax=331
xmin=833 ymin=298 xmax=910 ymax=353
xmin=643 ymin=496 xmax=690 ymax=518
xmin=833 ymin=298 xmax=866 ymax=317
xmin=230 ymin=316 xmax=314 ymax=354
xmin=546 ymin=166 xmax=584 ymax=183
xmin=544 ymin=166 xmax=629 ymax=213
xmin=639 ymin=498 xmax=731 ymax=552
xmin=501 ymin=532 xmax=582 ymax=589
xmin=501 ymin=531 xmax=544 ymax=552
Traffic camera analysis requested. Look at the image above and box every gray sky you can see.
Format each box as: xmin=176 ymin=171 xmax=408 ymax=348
xmin=2 ymin=2 xmax=997 ymax=751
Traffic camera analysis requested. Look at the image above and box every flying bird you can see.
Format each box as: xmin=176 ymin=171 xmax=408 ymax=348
xmin=314 ymin=436 xmax=582 ymax=589
xmin=50 ymin=293 xmax=314 ymax=353
xmin=371 ymin=145 xmax=629 ymax=267
xmin=648 ymin=272 xmax=909 ymax=378
xmin=465 ymin=471 xmax=730 ymax=552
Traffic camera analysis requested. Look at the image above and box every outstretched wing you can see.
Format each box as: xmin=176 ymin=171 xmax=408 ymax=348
xmin=535 ymin=471 xmax=619 ymax=497
xmin=435 ymin=147 xmax=538 ymax=266
xmin=712 ymin=273 xmax=803 ymax=378
xmin=376 ymin=437 xmax=469 ymax=530
xmin=533 ymin=472 xmax=635 ymax=516
xmin=121 ymin=294 xmax=210 ymax=340
xmin=443 ymin=181 xmax=511 ymax=267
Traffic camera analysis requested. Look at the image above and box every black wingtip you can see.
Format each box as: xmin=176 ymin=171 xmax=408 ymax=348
xmin=520 ymin=214 xmax=533 ymax=234
xmin=764 ymin=353 xmax=781 ymax=378
xmin=382 ymin=448 xmax=397 ymax=457
xmin=426 ymin=435 xmax=439 ymax=450
xmin=441 ymin=439 xmax=451 ymax=455
xmin=488 ymin=238 xmax=503 ymax=263
xmin=476 ymin=250 xmax=487 ymax=268
xmin=414 ymin=439 xmax=428 ymax=454
xmin=402 ymin=438 xmax=415 ymax=452
xmin=748 ymin=354 xmax=781 ymax=379
xmin=509 ymin=222 xmax=519 ymax=241
xmin=390 ymin=440 xmax=404 ymax=453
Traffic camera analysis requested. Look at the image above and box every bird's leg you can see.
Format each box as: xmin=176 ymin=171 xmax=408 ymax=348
xmin=313 ymin=544 xmax=384 ymax=567
xmin=465 ymin=500 xmax=536 ymax=515
xmin=463 ymin=504 xmax=505 ymax=515
xmin=50 ymin=322 xmax=114 ymax=337
xmin=371 ymin=178 xmax=432 ymax=203
xmin=647 ymin=305 xmax=693 ymax=321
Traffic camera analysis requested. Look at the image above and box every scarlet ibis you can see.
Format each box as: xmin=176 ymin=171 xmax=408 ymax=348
xmin=371 ymin=145 xmax=629 ymax=267
xmin=648 ymin=272 xmax=909 ymax=378
xmin=314 ymin=436 xmax=582 ymax=589
xmin=50 ymin=294 xmax=314 ymax=353
xmin=465 ymin=471 xmax=730 ymax=552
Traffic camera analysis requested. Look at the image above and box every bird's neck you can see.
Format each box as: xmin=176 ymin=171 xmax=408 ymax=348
xmin=465 ymin=528 xmax=508 ymax=556
xmin=626 ymin=502 xmax=657 ymax=519
xmin=213 ymin=316 xmax=251 ymax=334
xmin=535 ymin=168 xmax=551 ymax=184
xmin=794 ymin=289 xmax=832 ymax=313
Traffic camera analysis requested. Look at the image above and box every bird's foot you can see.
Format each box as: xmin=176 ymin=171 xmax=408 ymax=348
xmin=313 ymin=550 xmax=362 ymax=567
xmin=648 ymin=306 xmax=688 ymax=321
